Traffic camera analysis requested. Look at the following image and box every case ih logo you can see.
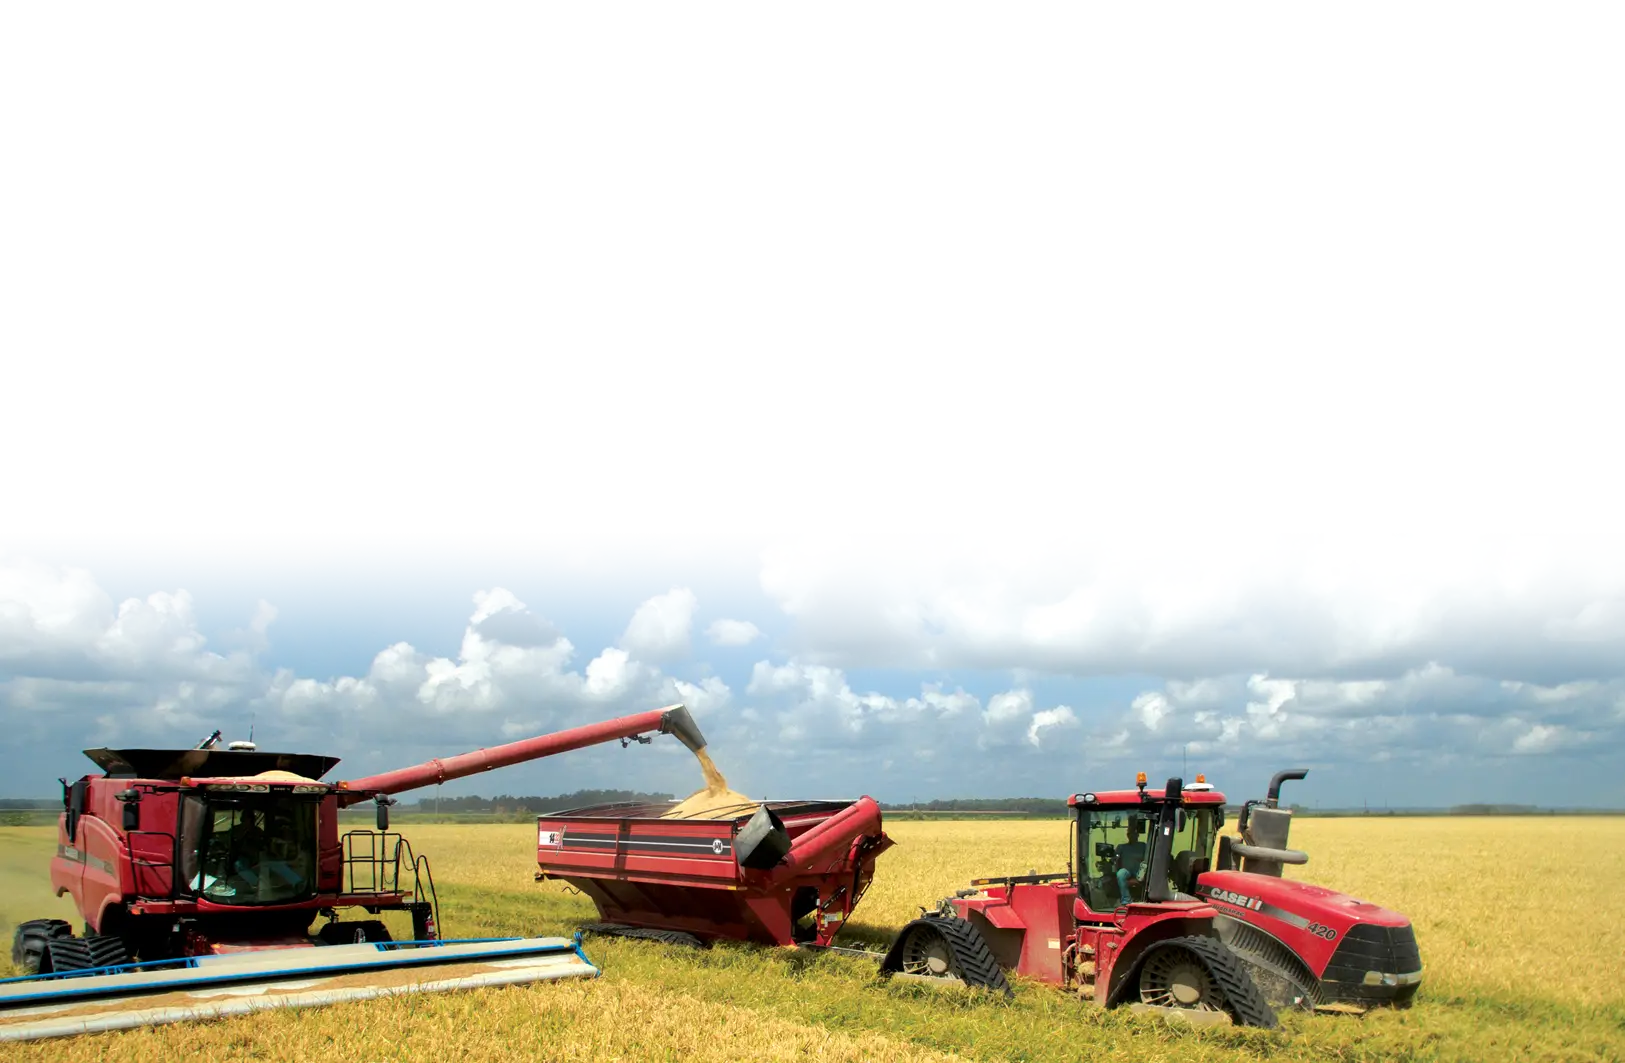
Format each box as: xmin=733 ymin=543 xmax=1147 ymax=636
xmin=538 ymin=830 xmax=563 ymax=848
xmin=1202 ymin=886 xmax=1263 ymax=912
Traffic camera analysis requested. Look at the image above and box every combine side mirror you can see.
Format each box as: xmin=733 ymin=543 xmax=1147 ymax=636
xmin=375 ymin=793 xmax=396 ymax=831
xmin=116 ymin=788 xmax=141 ymax=832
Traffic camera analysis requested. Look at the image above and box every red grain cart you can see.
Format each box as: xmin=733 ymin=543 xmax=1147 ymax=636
xmin=535 ymin=797 xmax=893 ymax=947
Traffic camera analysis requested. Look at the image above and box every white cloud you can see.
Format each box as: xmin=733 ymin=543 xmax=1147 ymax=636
xmin=1094 ymin=666 xmax=1625 ymax=776
xmin=0 ymin=560 xmax=253 ymax=685
xmin=757 ymin=536 xmax=1625 ymax=685
xmin=1028 ymin=706 xmax=1078 ymax=748
xmin=706 ymin=618 xmax=763 ymax=647
xmin=451 ymin=533 xmax=591 ymax=559
xmin=743 ymin=661 xmax=1075 ymax=764
xmin=3 ymin=559 xmax=1622 ymax=806
xmin=451 ymin=533 xmax=611 ymax=575
xmin=619 ymin=589 xmax=698 ymax=663
xmin=151 ymin=533 xmax=352 ymax=565
xmin=565 ymin=542 xmax=604 ymax=575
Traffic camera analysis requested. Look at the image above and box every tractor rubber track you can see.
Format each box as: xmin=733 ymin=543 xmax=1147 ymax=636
xmin=579 ymin=922 xmax=706 ymax=949
xmin=882 ymin=914 xmax=1013 ymax=998
xmin=1147 ymin=935 xmax=1280 ymax=1029
xmin=1215 ymin=916 xmax=1321 ymax=1010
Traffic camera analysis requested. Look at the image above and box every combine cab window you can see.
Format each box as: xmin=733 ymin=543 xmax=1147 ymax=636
xmin=179 ymin=796 xmax=318 ymax=904
xmin=1077 ymin=808 xmax=1158 ymax=912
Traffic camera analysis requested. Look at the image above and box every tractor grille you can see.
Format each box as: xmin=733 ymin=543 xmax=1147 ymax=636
xmin=1322 ymin=923 xmax=1422 ymax=1003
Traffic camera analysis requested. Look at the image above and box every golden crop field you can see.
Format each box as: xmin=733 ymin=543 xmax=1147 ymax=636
xmin=3 ymin=817 xmax=1623 ymax=1063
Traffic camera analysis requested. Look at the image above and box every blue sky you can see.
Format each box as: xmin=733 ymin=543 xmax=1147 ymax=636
xmin=3 ymin=533 xmax=1625 ymax=809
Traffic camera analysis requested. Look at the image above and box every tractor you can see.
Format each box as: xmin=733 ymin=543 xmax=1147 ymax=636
xmin=879 ymin=769 xmax=1421 ymax=1026
xmin=10 ymin=704 xmax=707 ymax=976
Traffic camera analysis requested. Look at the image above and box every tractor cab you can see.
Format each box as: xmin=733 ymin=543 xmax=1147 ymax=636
xmin=1069 ymin=773 xmax=1226 ymax=914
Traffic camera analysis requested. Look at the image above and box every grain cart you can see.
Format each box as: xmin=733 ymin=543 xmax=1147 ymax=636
xmin=9 ymin=703 xmax=706 ymax=976
xmin=535 ymin=797 xmax=893 ymax=947
xmin=879 ymin=770 xmax=1420 ymax=1026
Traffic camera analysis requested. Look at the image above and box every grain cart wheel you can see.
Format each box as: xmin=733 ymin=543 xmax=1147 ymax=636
xmin=1132 ymin=936 xmax=1278 ymax=1029
xmin=879 ymin=915 xmax=1013 ymax=998
xmin=11 ymin=920 xmax=72 ymax=975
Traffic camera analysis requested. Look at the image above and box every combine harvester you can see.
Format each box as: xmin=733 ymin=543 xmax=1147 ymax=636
xmin=2 ymin=704 xmax=709 ymax=1043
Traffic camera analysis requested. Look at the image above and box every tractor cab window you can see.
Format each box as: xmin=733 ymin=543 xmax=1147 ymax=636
xmin=178 ymin=795 xmax=318 ymax=904
xmin=1167 ymin=806 xmax=1216 ymax=897
xmin=1077 ymin=807 xmax=1157 ymax=912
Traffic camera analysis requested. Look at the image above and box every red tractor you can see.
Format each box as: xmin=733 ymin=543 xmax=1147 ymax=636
xmin=879 ymin=770 xmax=1421 ymax=1027
xmin=11 ymin=705 xmax=708 ymax=975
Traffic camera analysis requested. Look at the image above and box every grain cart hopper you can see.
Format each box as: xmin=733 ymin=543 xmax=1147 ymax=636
xmin=535 ymin=797 xmax=893 ymax=947
xmin=3 ymin=705 xmax=705 ymax=1040
xmin=879 ymin=770 xmax=1420 ymax=1027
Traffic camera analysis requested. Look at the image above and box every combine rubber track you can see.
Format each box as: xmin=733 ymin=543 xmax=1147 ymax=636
xmin=1128 ymin=935 xmax=1279 ymax=1029
xmin=45 ymin=936 xmax=128 ymax=973
xmin=579 ymin=923 xmax=706 ymax=949
xmin=10 ymin=921 xmax=72 ymax=975
xmin=880 ymin=915 xmax=1013 ymax=998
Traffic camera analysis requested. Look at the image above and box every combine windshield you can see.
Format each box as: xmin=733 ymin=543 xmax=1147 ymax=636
xmin=179 ymin=795 xmax=319 ymax=905
xmin=1076 ymin=805 xmax=1218 ymax=912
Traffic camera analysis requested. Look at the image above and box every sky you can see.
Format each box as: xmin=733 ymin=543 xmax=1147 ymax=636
xmin=3 ymin=529 xmax=1625 ymax=812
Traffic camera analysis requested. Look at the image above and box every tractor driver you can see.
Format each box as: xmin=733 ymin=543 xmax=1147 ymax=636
xmin=1115 ymin=819 xmax=1148 ymax=906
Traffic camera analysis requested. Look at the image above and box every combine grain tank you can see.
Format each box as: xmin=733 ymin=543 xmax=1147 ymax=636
xmin=536 ymin=797 xmax=893 ymax=947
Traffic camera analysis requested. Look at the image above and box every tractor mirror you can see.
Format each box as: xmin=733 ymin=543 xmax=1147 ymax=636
xmin=1176 ymin=809 xmax=1186 ymax=833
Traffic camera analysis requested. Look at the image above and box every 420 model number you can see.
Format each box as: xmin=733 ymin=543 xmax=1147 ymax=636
xmin=1305 ymin=922 xmax=1338 ymax=941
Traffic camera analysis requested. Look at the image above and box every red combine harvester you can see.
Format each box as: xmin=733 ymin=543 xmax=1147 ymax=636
xmin=535 ymin=797 xmax=893 ymax=947
xmin=879 ymin=770 xmax=1421 ymax=1027
xmin=12 ymin=704 xmax=708 ymax=974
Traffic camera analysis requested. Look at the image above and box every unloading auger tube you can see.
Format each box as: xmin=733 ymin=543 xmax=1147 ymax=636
xmin=334 ymin=704 xmax=706 ymax=806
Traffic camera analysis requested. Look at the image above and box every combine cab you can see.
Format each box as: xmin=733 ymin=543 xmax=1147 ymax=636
xmin=536 ymin=797 xmax=893 ymax=947
xmin=881 ymin=770 xmax=1422 ymax=1026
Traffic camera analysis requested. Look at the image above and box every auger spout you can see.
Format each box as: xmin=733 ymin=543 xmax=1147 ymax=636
xmin=335 ymin=703 xmax=706 ymax=806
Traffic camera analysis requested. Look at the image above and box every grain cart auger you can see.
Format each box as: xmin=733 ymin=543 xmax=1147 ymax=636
xmin=1 ymin=704 xmax=706 ymax=1043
